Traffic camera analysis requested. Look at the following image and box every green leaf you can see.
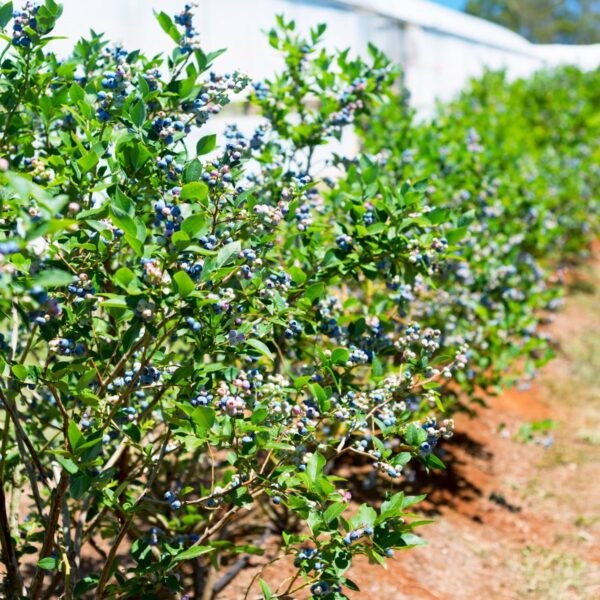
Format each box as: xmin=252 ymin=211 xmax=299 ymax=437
xmin=424 ymin=453 xmax=446 ymax=469
xmin=458 ymin=209 xmax=476 ymax=228
xmin=378 ymin=491 xmax=405 ymax=523
xmin=259 ymin=579 xmax=273 ymax=600
xmin=11 ymin=365 xmax=27 ymax=380
xmin=331 ymin=348 xmax=349 ymax=365
xmin=69 ymin=82 xmax=85 ymax=104
xmin=181 ymin=214 xmax=207 ymax=235
xmin=358 ymin=503 xmax=377 ymax=528
xmin=109 ymin=205 xmax=136 ymax=238
xmin=70 ymin=474 xmax=92 ymax=500
xmin=306 ymin=452 xmax=325 ymax=482
xmin=215 ymin=241 xmax=241 ymax=269
xmin=173 ymin=270 xmax=195 ymax=297
xmin=245 ymin=339 xmax=273 ymax=361
xmin=184 ymin=159 xmax=202 ymax=182
xmin=305 ymin=282 xmax=325 ymax=302
xmin=323 ymin=502 xmax=346 ymax=524
xmin=67 ymin=422 xmax=83 ymax=451
xmin=56 ymin=456 xmax=79 ymax=475
xmin=38 ymin=557 xmax=58 ymax=570
xmin=114 ymin=267 xmax=136 ymax=289
xmin=446 ymin=226 xmax=468 ymax=245
xmin=180 ymin=182 xmax=208 ymax=202
xmin=405 ymin=423 xmax=426 ymax=446
xmin=124 ymin=423 xmax=141 ymax=443
xmin=401 ymin=533 xmax=426 ymax=547
xmin=196 ymin=134 xmax=217 ymax=155
xmin=426 ymin=207 xmax=449 ymax=225
xmin=251 ymin=408 xmax=268 ymax=424
xmin=171 ymin=545 xmax=214 ymax=564
xmin=99 ymin=296 xmax=128 ymax=309
xmin=191 ymin=406 xmax=215 ymax=431
xmin=402 ymin=494 xmax=427 ymax=509
xmin=391 ymin=452 xmax=412 ymax=467
xmin=34 ymin=269 xmax=73 ymax=288
xmin=0 ymin=2 xmax=13 ymax=29
xmin=129 ymin=99 xmax=146 ymax=127
xmin=204 ymin=48 xmax=227 ymax=65
xmin=154 ymin=10 xmax=181 ymax=43
xmin=371 ymin=354 xmax=383 ymax=378
xmin=434 ymin=393 xmax=445 ymax=414
xmin=77 ymin=151 xmax=99 ymax=173
xmin=288 ymin=265 xmax=307 ymax=285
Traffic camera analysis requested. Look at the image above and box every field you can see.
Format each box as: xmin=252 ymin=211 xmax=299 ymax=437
xmin=1 ymin=2 xmax=600 ymax=599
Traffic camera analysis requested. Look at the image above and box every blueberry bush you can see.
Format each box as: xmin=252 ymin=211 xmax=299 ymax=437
xmin=361 ymin=66 xmax=600 ymax=399
xmin=0 ymin=2 xmax=598 ymax=599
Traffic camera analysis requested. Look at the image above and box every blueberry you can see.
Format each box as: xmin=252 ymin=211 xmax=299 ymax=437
xmin=419 ymin=442 xmax=431 ymax=456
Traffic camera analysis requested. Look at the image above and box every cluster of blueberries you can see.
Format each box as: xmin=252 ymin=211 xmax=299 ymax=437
xmin=12 ymin=2 xmax=40 ymax=48
xmin=67 ymin=274 xmax=96 ymax=304
xmin=283 ymin=319 xmax=302 ymax=339
xmin=148 ymin=527 xmax=200 ymax=547
xmin=190 ymin=389 xmax=213 ymax=408
xmin=156 ymin=155 xmax=184 ymax=181
xmin=327 ymin=75 xmax=381 ymax=131
xmin=185 ymin=316 xmax=202 ymax=333
xmin=29 ymin=286 xmax=62 ymax=326
xmin=23 ymin=156 xmax=54 ymax=184
xmin=179 ymin=254 xmax=204 ymax=282
xmin=104 ymin=363 xmax=162 ymax=394
xmin=153 ymin=196 xmax=183 ymax=240
xmin=293 ymin=185 xmax=322 ymax=232
xmin=96 ymin=49 xmax=133 ymax=122
xmin=228 ymin=329 xmax=245 ymax=346
xmin=151 ymin=113 xmax=189 ymax=145
xmin=342 ymin=526 xmax=375 ymax=546
xmin=174 ymin=2 xmax=201 ymax=54
xmin=335 ymin=234 xmax=353 ymax=252
xmin=182 ymin=70 xmax=250 ymax=129
xmin=50 ymin=338 xmax=85 ymax=357
xmin=201 ymin=164 xmax=234 ymax=188
xmin=310 ymin=581 xmax=343 ymax=597
xmin=164 ymin=490 xmax=182 ymax=511
xmin=0 ymin=240 xmax=19 ymax=255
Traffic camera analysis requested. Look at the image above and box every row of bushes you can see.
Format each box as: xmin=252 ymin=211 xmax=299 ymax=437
xmin=362 ymin=65 xmax=600 ymax=398
xmin=0 ymin=2 xmax=598 ymax=598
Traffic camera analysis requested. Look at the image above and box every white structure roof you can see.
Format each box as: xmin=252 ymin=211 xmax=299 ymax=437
xmin=324 ymin=0 xmax=533 ymax=51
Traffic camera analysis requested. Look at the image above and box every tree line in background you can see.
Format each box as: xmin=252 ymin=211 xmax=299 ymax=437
xmin=465 ymin=0 xmax=600 ymax=44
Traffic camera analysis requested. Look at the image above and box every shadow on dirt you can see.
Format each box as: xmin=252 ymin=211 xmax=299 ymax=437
xmin=338 ymin=429 xmax=493 ymax=517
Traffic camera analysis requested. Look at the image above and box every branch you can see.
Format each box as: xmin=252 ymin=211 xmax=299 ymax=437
xmin=29 ymin=473 xmax=69 ymax=600
xmin=95 ymin=428 xmax=172 ymax=598
xmin=0 ymin=481 xmax=23 ymax=599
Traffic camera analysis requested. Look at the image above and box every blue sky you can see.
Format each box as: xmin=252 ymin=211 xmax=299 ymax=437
xmin=432 ymin=0 xmax=466 ymax=9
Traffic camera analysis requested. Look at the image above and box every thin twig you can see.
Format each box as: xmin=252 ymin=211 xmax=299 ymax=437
xmin=29 ymin=473 xmax=69 ymax=600
xmin=95 ymin=428 xmax=172 ymax=598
